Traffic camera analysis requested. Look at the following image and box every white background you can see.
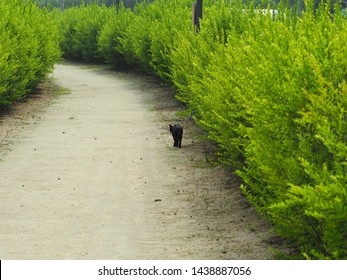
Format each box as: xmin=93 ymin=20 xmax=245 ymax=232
xmin=1 ymin=260 xmax=346 ymax=280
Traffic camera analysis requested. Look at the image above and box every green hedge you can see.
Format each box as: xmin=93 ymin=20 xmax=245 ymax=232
xmin=57 ymin=0 xmax=347 ymax=259
xmin=58 ymin=3 xmax=113 ymax=62
xmin=98 ymin=3 xmax=136 ymax=68
xmin=100 ymin=0 xmax=192 ymax=77
xmin=0 ymin=0 xmax=61 ymax=106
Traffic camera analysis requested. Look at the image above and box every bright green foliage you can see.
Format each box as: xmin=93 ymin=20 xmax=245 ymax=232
xmin=57 ymin=0 xmax=347 ymax=259
xmin=267 ymin=6 xmax=347 ymax=258
xmin=98 ymin=2 xmax=135 ymax=68
xmin=170 ymin=0 xmax=347 ymax=259
xmin=58 ymin=3 xmax=113 ymax=62
xmin=118 ymin=0 xmax=192 ymax=78
xmin=144 ymin=0 xmax=191 ymax=80
xmin=0 ymin=0 xmax=61 ymax=106
xmin=58 ymin=0 xmax=192 ymax=76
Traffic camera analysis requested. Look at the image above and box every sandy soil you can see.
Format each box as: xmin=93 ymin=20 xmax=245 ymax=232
xmin=0 ymin=63 xmax=288 ymax=259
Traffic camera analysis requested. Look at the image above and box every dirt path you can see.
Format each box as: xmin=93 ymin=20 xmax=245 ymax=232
xmin=0 ymin=63 xmax=286 ymax=259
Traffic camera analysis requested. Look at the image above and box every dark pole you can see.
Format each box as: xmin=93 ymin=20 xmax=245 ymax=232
xmin=60 ymin=0 xmax=65 ymax=11
xmin=192 ymin=0 xmax=203 ymax=32
xmin=196 ymin=0 xmax=203 ymax=21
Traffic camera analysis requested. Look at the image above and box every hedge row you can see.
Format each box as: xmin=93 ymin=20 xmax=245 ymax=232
xmin=57 ymin=0 xmax=347 ymax=259
xmin=0 ymin=0 xmax=61 ymax=106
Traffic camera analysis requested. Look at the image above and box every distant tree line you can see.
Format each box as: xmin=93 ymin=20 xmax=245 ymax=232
xmin=37 ymin=0 xmax=145 ymax=9
xmin=37 ymin=0 xmax=346 ymax=11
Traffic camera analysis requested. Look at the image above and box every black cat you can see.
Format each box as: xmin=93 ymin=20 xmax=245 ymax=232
xmin=169 ymin=124 xmax=183 ymax=148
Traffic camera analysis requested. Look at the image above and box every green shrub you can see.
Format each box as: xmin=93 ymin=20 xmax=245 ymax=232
xmin=118 ymin=2 xmax=153 ymax=71
xmin=170 ymin=0 xmax=347 ymax=259
xmin=58 ymin=4 xmax=112 ymax=62
xmin=99 ymin=0 xmax=192 ymax=78
xmin=0 ymin=0 xmax=60 ymax=106
xmin=268 ymin=8 xmax=347 ymax=257
xmin=98 ymin=3 xmax=135 ymax=68
xmin=146 ymin=0 xmax=191 ymax=81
